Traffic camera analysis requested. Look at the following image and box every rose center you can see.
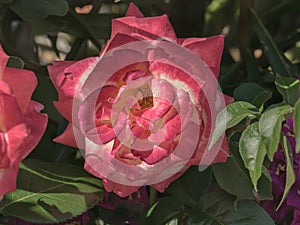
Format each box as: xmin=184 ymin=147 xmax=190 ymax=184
xmin=138 ymin=97 xmax=153 ymax=110
xmin=137 ymin=84 xmax=154 ymax=110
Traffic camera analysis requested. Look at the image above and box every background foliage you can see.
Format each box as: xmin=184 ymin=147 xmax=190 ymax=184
xmin=0 ymin=0 xmax=299 ymax=224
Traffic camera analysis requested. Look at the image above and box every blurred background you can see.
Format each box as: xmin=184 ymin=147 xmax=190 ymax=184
xmin=0 ymin=0 xmax=299 ymax=224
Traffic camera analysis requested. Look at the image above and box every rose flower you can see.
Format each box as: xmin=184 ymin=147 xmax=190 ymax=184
xmin=49 ymin=3 xmax=231 ymax=197
xmin=0 ymin=45 xmax=48 ymax=200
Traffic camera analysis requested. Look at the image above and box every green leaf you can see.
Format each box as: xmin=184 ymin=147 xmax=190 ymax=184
xmin=213 ymin=157 xmax=272 ymax=200
xmin=64 ymin=14 xmax=118 ymax=40
xmin=262 ymin=0 xmax=300 ymax=23
xmin=250 ymin=8 xmax=295 ymax=77
xmin=259 ymin=104 xmax=293 ymax=160
xmin=209 ymin=101 xmax=260 ymax=149
xmin=233 ymin=82 xmax=272 ymax=109
xmin=188 ymin=191 xmax=274 ymax=225
xmin=166 ymin=167 xmax=212 ymax=207
xmin=277 ymin=135 xmax=296 ymax=210
xmin=9 ymin=0 xmax=68 ymax=19
xmin=0 ymin=159 xmax=103 ymax=223
xmin=8 ymin=0 xmax=69 ymax=33
xmin=6 ymin=56 xmax=24 ymax=69
xmin=295 ymin=99 xmax=300 ymax=153
xmin=142 ymin=197 xmax=183 ymax=225
xmin=275 ymin=75 xmax=300 ymax=106
xmin=239 ymin=122 xmax=266 ymax=191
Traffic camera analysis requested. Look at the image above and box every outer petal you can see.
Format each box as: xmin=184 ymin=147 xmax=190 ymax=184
xmin=53 ymin=100 xmax=73 ymax=122
xmin=101 ymin=33 xmax=141 ymax=54
xmin=16 ymin=101 xmax=48 ymax=161
xmin=0 ymin=45 xmax=9 ymax=80
xmin=178 ymin=35 xmax=224 ymax=78
xmin=84 ymin=161 xmax=140 ymax=198
xmin=151 ymin=170 xmax=186 ymax=193
xmin=111 ymin=15 xmax=177 ymax=41
xmin=0 ymin=166 xmax=18 ymax=197
xmin=125 ymin=3 xmax=144 ymax=18
xmin=3 ymin=67 xmax=37 ymax=113
xmin=48 ymin=58 xmax=98 ymax=100
xmin=0 ymin=93 xmax=24 ymax=132
xmin=2 ymin=123 xmax=28 ymax=167
xmin=102 ymin=179 xmax=140 ymax=198
xmin=48 ymin=61 xmax=76 ymax=95
xmin=54 ymin=123 xmax=78 ymax=148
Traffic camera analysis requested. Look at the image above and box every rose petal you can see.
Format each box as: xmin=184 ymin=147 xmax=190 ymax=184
xmin=178 ymin=35 xmax=224 ymax=78
xmin=0 ymin=166 xmax=18 ymax=196
xmin=125 ymin=3 xmax=144 ymax=18
xmin=141 ymin=145 xmax=169 ymax=165
xmin=149 ymin=61 xmax=205 ymax=108
xmin=111 ymin=15 xmax=177 ymax=41
xmin=17 ymin=101 xmax=48 ymax=161
xmin=101 ymin=33 xmax=141 ymax=54
xmin=54 ymin=123 xmax=78 ymax=148
xmin=3 ymin=68 xmax=37 ymax=113
xmin=0 ymin=93 xmax=24 ymax=132
xmin=0 ymin=123 xmax=28 ymax=167
xmin=53 ymin=100 xmax=73 ymax=122
xmin=0 ymin=80 xmax=13 ymax=94
xmin=102 ymin=179 xmax=140 ymax=198
xmin=151 ymin=170 xmax=186 ymax=193
xmin=0 ymin=45 xmax=9 ymax=80
xmin=48 ymin=61 xmax=76 ymax=95
xmin=48 ymin=57 xmax=98 ymax=100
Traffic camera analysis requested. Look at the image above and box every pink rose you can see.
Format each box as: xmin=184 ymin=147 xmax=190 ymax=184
xmin=49 ymin=3 xmax=232 ymax=197
xmin=0 ymin=45 xmax=48 ymax=199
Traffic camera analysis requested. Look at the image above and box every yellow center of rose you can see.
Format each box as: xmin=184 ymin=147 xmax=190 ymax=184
xmin=138 ymin=97 xmax=154 ymax=110
xmin=137 ymin=84 xmax=154 ymax=110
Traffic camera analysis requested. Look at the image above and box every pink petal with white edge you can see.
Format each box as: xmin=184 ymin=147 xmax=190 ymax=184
xmin=3 ymin=67 xmax=37 ymax=113
xmin=178 ymin=35 xmax=224 ymax=78
xmin=16 ymin=101 xmax=48 ymax=162
xmin=149 ymin=61 xmax=205 ymax=108
xmin=0 ymin=45 xmax=9 ymax=80
xmin=142 ymin=145 xmax=169 ymax=165
xmin=125 ymin=3 xmax=144 ymax=18
xmin=0 ymin=166 xmax=18 ymax=196
xmin=111 ymin=15 xmax=177 ymax=41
